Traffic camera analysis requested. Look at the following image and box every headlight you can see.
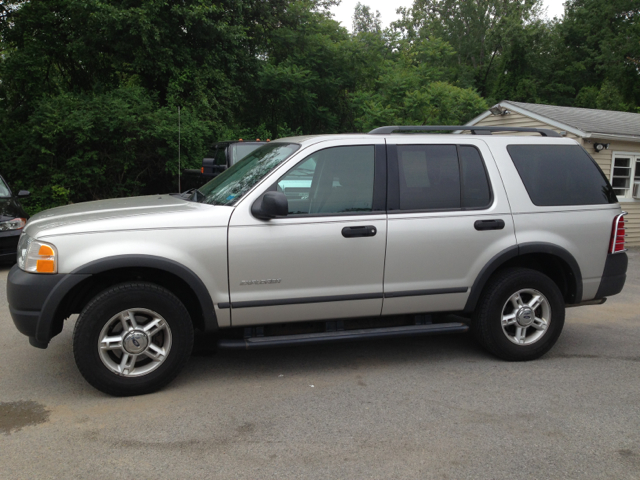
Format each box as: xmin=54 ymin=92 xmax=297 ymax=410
xmin=0 ymin=217 xmax=27 ymax=231
xmin=17 ymin=234 xmax=58 ymax=274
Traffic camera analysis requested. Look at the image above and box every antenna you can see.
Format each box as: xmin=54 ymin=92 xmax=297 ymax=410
xmin=178 ymin=106 xmax=181 ymax=193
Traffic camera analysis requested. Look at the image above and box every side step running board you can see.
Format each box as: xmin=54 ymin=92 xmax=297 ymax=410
xmin=217 ymin=322 xmax=468 ymax=350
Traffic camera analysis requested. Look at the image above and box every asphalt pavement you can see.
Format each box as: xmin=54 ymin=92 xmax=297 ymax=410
xmin=1 ymin=251 xmax=639 ymax=479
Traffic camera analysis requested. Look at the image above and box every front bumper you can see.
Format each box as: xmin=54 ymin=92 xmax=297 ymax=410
xmin=7 ymin=265 xmax=90 ymax=348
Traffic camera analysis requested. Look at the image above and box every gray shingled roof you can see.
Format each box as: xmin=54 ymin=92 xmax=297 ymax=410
xmin=503 ymin=101 xmax=640 ymax=139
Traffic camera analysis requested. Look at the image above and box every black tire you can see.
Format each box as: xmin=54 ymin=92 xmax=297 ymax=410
xmin=473 ymin=268 xmax=565 ymax=361
xmin=73 ymin=282 xmax=194 ymax=396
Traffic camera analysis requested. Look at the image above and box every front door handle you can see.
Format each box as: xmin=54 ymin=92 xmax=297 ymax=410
xmin=342 ymin=225 xmax=377 ymax=238
xmin=474 ymin=219 xmax=505 ymax=231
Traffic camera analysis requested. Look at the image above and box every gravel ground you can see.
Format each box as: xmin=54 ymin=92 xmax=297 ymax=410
xmin=1 ymin=249 xmax=639 ymax=480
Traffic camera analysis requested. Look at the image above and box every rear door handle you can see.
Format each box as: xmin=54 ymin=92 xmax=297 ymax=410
xmin=474 ymin=219 xmax=505 ymax=231
xmin=342 ymin=226 xmax=377 ymax=238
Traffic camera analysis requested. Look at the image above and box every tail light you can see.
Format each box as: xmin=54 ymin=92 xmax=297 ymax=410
xmin=609 ymin=212 xmax=627 ymax=254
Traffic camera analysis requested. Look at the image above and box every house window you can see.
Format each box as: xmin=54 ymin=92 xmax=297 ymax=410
xmin=610 ymin=153 xmax=640 ymax=199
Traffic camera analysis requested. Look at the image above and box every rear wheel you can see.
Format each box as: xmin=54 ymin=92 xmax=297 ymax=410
xmin=73 ymin=282 xmax=194 ymax=396
xmin=473 ymin=268 xmax=565 ymax=361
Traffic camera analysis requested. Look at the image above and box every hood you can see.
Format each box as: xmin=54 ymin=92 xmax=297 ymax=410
xmin=26 ymin=194 xmax=232 ymax=239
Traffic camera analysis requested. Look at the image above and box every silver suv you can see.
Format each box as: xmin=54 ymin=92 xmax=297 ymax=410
xmin=8 ymin=126 xmax=628 ymax=396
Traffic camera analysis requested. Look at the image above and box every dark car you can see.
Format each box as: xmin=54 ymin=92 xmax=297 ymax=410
xmin=0 ymin=176 xmax=30 ymax=263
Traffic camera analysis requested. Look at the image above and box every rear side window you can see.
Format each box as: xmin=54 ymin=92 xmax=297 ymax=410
xmin=396 ymin=145 xmax=492 ymax=211
xmin=507 ymin=145 xmax=617 ymax=206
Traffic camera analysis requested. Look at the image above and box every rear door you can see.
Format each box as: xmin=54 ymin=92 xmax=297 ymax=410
xmin=382 ymin=138 xmax=517 ymax=315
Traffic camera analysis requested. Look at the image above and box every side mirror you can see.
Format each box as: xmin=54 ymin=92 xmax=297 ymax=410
xmin=17 ymin=190 xmax=30 ymax=198
xmin=251 ymin=191 xmax=288 ymax=220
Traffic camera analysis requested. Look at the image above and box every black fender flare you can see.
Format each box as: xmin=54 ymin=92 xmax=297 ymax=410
xmin=463 ymin=243 xmax=583 ymax=313
xmin=61 ymin=255 xmax=217 ymax=333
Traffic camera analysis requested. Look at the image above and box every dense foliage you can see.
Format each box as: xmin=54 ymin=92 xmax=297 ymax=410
xmin=0 ymin=0 xmax=638 ymax=213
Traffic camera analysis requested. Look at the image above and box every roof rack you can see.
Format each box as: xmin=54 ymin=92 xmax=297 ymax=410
xmin=368 ymin=125 xmax=561 ymax=137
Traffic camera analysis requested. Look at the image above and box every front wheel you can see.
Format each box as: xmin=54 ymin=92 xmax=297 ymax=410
xmin=73 ymin=282 xmax=194 ymax=396
xmin=473 ymin=268 xmax=565 ymax=361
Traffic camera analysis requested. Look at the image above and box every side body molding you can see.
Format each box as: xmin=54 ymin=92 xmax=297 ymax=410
xmin=463 ymin=243 xmax=583 ymax=313
xmin=73 ymin=255 xmax=218 ymax=332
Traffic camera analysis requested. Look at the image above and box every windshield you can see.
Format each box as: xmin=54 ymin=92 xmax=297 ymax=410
xmin=0 ymin=177 xmax=11 ymax=198
xmin=193 ymin=143 xmax=300 ymax=206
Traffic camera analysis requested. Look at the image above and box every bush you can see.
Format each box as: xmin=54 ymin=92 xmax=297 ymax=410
xmin=0 ymin=87 xmax=212 ymax=213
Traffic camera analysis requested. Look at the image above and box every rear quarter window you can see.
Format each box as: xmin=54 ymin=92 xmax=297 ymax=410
xmin=507 ymin=145 xmax=617 ymax=206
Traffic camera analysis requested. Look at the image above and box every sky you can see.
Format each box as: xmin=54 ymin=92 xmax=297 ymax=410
xmin=330 ymin=0 xmax=567 ymax=32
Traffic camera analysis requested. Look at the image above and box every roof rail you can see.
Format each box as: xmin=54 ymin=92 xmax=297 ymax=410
xmin=368 ymin=125 xmax=562 ymax=137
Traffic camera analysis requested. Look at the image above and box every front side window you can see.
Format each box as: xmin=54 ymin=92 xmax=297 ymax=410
xmin=610 ymin=154 xmax=640 ymax=198
xmin=508 ymin=145 xmax=617 ymax=206
xmin=193 ymin=143 xmax=300 ymax=206
xmin=276 ymin=145 xmax=375 ymax=215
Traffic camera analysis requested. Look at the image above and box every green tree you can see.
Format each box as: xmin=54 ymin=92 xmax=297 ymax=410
xmin=6 ymin=87 xmax=209 ymax=213
xmin=489 ymin=19 xmax=572 ymax=105
xmin=596 ymin=81 xmax=628 ymax=111
xmin=240 ymin=0 xmax=355 ymax=135
xmin=352 ymin=2 xmax=382 ymax=34
xmin=556 ymin=0 xmax=639 ymax=109
xmin=350 ymin=36 xmax=486 ymax=132
xmin=395 ymin=0 xmax=543 ymax=95
xmin=0 ymin=0 xmax=254 ymax=209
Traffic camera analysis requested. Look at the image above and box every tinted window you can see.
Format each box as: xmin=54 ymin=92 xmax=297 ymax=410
xmin=507 ymin=145 xmax=616 ymax=206
xmin=214 ymin=146 xmax=227 ymax=166
xmin=277 ymin=146 xmax=375 ymax=215
xmin=397 ymin=145 xmax=460 ymax=210
xmin=459 ymin=146 xmax=491 ymax=208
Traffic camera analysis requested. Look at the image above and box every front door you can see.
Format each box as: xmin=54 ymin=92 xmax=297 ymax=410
xmin=227 ymin=140 xmax=387 ymax=327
